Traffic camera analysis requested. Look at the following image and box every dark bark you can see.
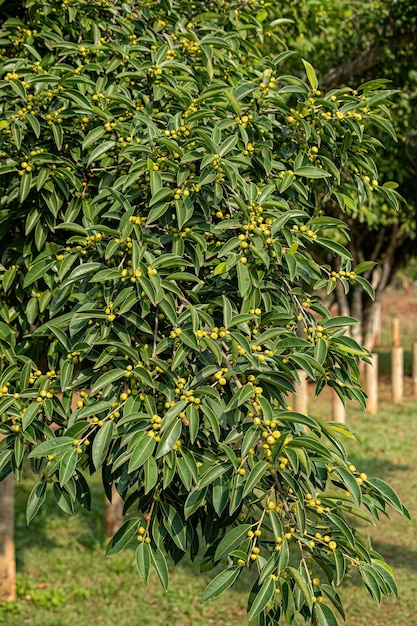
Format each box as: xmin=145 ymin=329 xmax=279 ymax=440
xmin=363 ymin=299 xmax=381 ymax=351
xmin=350 ymin=285 xmax=364 ymax=344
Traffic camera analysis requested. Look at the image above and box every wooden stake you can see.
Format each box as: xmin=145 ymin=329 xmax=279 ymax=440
xmin=412 ymin=342 xmax=417 ymax=398
xmin=391 ymin=346 xmax=404 ymax=405
xmin=373 ymin=302 xmax=382 ymax=347
xmin=392 ymin=318 xmax=400 ymax=347
xmin=293 ymin=370 xmax=308 ymax=415
xmin=365 ymin=353 xmax=378 ymax=414
xmin=0 ymin=473 xmax=16 ymax=601
xmin=331 ymin=389 xmax=345 ymax=423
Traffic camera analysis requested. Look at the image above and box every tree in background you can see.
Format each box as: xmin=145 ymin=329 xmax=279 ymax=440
xmin=266 ymin=0 xmax=417 ymax=347
xmin=0 ymin=1 xmax=408 ymax=624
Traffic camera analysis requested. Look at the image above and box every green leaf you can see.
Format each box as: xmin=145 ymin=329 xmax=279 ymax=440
xmin=295 ymin=166 xmax=331 ymax=179
xmin=224 ymin=91 xmax=241 ymax=115
xmin=78 ymin=400 xmax=114 ymax=419
xmin=237 ymin=261 xmax=251 ymax=297
xmin=322 ymin=316 xmax=358 ymax=329
xmin=201 ymin=567 xmax=241 ymax=603
xmin=353 ymin=261 xmax=377 ymax=275
xmin=28 ymin=437 xmax=74 ymax=459
xmin=23 ymin=260 xmax=55 ymax=288
xmin=187 ymin=405 xmax=199 ymax=444
xmin=144 ymin=455 xmax=159 ymax=494
xmin=178 ymin=449 xmax=197 ymax=487
xmin=82 ymin=126 xmax=106 ymax=149
xmin=214 ymin=262 xmax=227 ymax=276
xmin=334 ymin=466 xmax=362 ymax=505
xmin=92 ymin=421 xmax=114 ymax=469
xmin=314 ymin=338 xmax=328 ymax=365
xmin=26 ymin=479 xmax=47 ymax=525
xmin=354 ymin=275 xmax=375 ymax=300
xmin=201 ymin=403 xmax=220 ymax=441
xmin=106 ymin=517 xmax=139 ymax=556
xmin=53 ymin=483 xmax=74 ymax=515
xmin=171 ymin=344 xmax=190 ymax=370
xmin=51 ymin=123 xmax=63 ymax=150
xmin=315 ymin=603 xmax=339 ymax=626
xmin=302 ymin=59 xmax=318 ymax=90
xmin=226 ymin=384 xmax=254 ymax=411
xmin=359 ymin=565 xmax=383 ymax=603
xmin=372 ymin=559 xmax=398 ymax=596
xmin=248 ymin=576 xmax=275 ymax=619
xmin=367 ymin=477 xmax=410 ymax=518
xmin=198 ymin=462 xmax=230 ymax=488
xmin=327 ymin=512 xmax=355 ymax=546
xmin=59 ymin=447 xmax=78 ymax=486
xmin=212 ymin=473 xmax=230 ymax=515
xmin=128 ymin=434 xmax=156 ymax=472
xmin=155 ymin=419 xmax=182 ymax=459
xmin=22 ymin=403 xmax=40 ymax=431
xmin=214 ymin=524 xmax=252 ymax=561
xmin=241 ymin=425 xmax=260 ymax=458
xmin=161 ymin=503 xmax=187 ymax=551
xmin=149 ymin=187 xmax=172 ymax=206
xmin=87 ymin=141 xmax=116 ymax=165
xmin=150 ymin=545 xmax=169 ymax=591
xmin=288 ymin=566 xmax=313 ymax=610
xmin=334 ymin=549 xmax=345 ymax=586
xmin=64 ymin=262 xmax=103 ymax=285
xmin=184 ymin=487 xmax=207 ymax=518
xmin=318 ymin=238 xmax=351 ymax=260
xmin=269 ymin=510 xmax=283 ymax=542
xmin=60 ymin=359 xmax=74 ymax=392
xmin=65 ymin=89 xmax=92 ymax=110
xmin=136 ymin=541 xmax=151 ymax=583
xmin=242 ymin=461 xmax=269 ymax=498
xmin=90 ymin=369 xmax=125 ymax=395
xmin=146 ymin=202 xmax=170 ymax=224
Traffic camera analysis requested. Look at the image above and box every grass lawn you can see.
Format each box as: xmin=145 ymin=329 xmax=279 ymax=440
xmin=2 ymin=290 xmax=417 ymax=625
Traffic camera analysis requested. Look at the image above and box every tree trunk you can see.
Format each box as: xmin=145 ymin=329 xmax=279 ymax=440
xmin=362 ymin=298 xmax=381 ymax=351
xmin=0 ymin=473 xmax=16 ymax=601
xmin=350 ymin=286 xmax=364 ymax=345
xmin=105 ymin=485 xmax=124 ymax=541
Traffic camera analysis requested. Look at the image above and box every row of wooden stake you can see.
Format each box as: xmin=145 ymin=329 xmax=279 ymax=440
xmin=293 ymin=318 xmax=417 ymax=423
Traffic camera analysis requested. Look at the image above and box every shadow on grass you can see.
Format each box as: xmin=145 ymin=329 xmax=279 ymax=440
xmin=372 ymin=541 xmax=417 ymax=573
xmin=15 ymin=476 xmax=108 ymax=569
xmin=375 ymin=349 xmax=412 ymax=377
xmin=14 ymin=479 xmax=259 ymax=597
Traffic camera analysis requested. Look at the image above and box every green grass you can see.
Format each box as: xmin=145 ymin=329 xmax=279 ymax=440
xmin=1 ymin=389 xmax=416 ymax=626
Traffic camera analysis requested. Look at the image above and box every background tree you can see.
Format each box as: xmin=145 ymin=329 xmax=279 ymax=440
xmin=265 ymin=0 xmax=417 ymax=347
xmin=0 ymin=0 xmax=408 ymax=624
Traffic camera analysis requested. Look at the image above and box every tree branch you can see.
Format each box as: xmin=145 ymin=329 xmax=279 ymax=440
xmin=323 ymin=28 xmax=417 ymax=88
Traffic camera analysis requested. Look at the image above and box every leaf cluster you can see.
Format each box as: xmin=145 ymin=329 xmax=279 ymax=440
xmin=0 ymin=1 xmax=408 ymax=624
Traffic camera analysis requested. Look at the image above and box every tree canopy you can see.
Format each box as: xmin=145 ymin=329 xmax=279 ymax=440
xmin=267 ymin=0 xmax=417 ymax=346
xmin=0 ymin=1 xmax=408 ymax=624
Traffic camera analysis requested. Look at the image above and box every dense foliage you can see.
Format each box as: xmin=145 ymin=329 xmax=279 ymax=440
xmin=266 ymin=0 xmax=417 ymax=344
xmin=0 ymin=1 xmax=408 ymax=624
